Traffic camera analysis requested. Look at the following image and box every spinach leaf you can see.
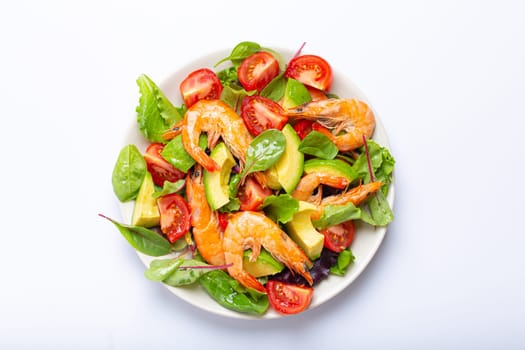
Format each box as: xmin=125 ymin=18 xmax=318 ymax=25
xmin=99 ymin=214 xmax=172 ymax=256
xmin=163 ymin=259 xmax=218 ymax=286
xmin=240 ymin=129 xmax=286 ymax=180
xmin=136 ymin=74 xmax=183 ymax=143
xmin=298 ymin=131 xmax=338 ymax=160
xmin=260 ymin=73 xmax=286 ymax=102
xmin=161 ymin=134 xmax=207 ymax=172
xmin=330 ymin=249 xmax=355 ymax=276
xmin=152 ymin=179 xmax=185 ymax=199
xmin=220 ymin=84 xmax=256 ymax=113
xmin=215 ymin=41 xmax=261 ymax=68
xmin=112 ymin=144 xmax=147 ymax=202
xmin=360 ymin=190 xmax=394 ymax=226
xmin=199 ymin=270 xmax=269 ymax=315
xmin=313 ymin=202 xmax=362 ymax=229
xmin=261 ymin=194 xmax=299 ymax=224
xmin=144 ymin=257 xmax=184 ymax=281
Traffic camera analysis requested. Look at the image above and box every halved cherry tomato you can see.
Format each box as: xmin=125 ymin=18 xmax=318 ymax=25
xmin=267 ymin=280 xmax=313 ymax=315
xmin=157 ymin=193 xmax=191 ymax=243
xmin=179 ymin=68 xmax=223 ymax=108
xmin=285 ymin=55 xmax=333 ymax=91
xmin=293 ymin=120 xmax=332 ymax=141
xmin=238 ymin=51 xmax=280 ymax=92
xmin=293 ymin=120 xmax=314 ymax=140
xmin=144 ymin=143 xmax=185 ymax=187
xmin=238 ymin=176 xmax=271 ymax=211
xmin=241 ymin=95 xmax=288 ymax=136
xmin=321 ymin=220 xmax=355 ymax=253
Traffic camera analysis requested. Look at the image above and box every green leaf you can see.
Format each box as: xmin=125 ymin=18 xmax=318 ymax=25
xmin=351 ymin=140 xmax=395 ymax=192
xmin=313 ymin=202 xmax=362 ymax=229
xmin=360 ymin=190 xmax=394 ymax=226
xmin=217 ymin=66 xmax=238 ymax=86
xmin=298 ymin=131 xmax=338 ymax=160
xmin=215 ymin=41 xmax=261 ymax=68
xmin=99 ymin=214 xmax=172 ymax=256
xmin=111 ymin=144 xmax=147 ymax=202
xmin=260 ymin=73 xmax=286 ymax=102
xmin=136 ymin=74 xmax=183 ymax=143
xmin=220 ymin=84 xmax=256 ymax=113
xmin=163 ymin=259 xmax=217 ymax=286
xmin=199 ymin=270 xmax=269 ymax=315
xmin=161 ymin=134 xmax=207 ymax=172
xmin=330 ymin=249 xmax=355 ymax=276
xmin=261 ymin=194 xmax=299 ymax=224
xmin=144 ymin=258 xmax=184 ymax=282
xmin=241 ymin=129 xmax=286 ymax=178
xmin=152 ymin=179 xmax=185 ymax=199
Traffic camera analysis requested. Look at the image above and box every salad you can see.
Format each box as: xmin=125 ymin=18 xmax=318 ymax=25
xmin=102 ymin=42 xmax=395 ymax=317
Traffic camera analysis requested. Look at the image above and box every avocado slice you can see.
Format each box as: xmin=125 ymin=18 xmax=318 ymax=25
xmin=203 ymin=142 xmax=236 ymax=210
xmin=303 ymin=158 xmax=355 ymax=182
xmin=268 ymin=124 xmax=304 ymax=193
xmin=285 ymin=201 xmax=324 ymax=260
xmin=281 ymin=78 xmax=312 ymax=109
xmin=243 ymin=249 xmax=284 ymax=277
xmin=132 ymin=172 xmax=160 ymax=227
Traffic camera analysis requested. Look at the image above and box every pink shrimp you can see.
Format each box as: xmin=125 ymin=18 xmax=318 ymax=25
xmin=185 ymin=165 xmax=225 ymax=266
xmin=286 ymin=98 xmax=376 ymax=151
xmin=222 ymin=211 xmax=313 ymax=293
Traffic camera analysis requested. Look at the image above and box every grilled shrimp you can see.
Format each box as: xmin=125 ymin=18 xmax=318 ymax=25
xmin=185 ymin=165 xmax=225 ymax=266
xmin=291 ymin=172 xmax=349 ymax=203
xmin=223 ymin=211 xmax=313 ymax=293
xmin=286 ymin=98 xmax=376 ymax=151
xmin=165 ymin=99 xmax=253 ymax=172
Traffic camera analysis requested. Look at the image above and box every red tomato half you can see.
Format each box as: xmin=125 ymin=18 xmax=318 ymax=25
xmin=267 ymin=280 xmax=314 ymax=315
xmin=179 ymin=68 xmax=223 ymax=108
xmin=157 ymin=193 xmax=191 ymax=243
xmin=144 ymin=143 xmax=185 ymax=187
xmin=293 ymin=120 xmax=332 ymax=140
xmin=321 ymin=220 xmax=355 ymax=253
xmin=293 ymin=120 xmax=314 ymax=140
xmin=238 ymin=51 xmax=280 ymax=92
xmin=241 ymin=95 xmax=288 ymax=136
xmin=238 ymin=176 xmax=271 ymax=211
xmin=285 ymin=55 xmax=333 ymax=91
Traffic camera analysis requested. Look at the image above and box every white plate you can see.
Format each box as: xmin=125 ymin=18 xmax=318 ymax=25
xmin=118 ymin=47 xmax=394 ymax=319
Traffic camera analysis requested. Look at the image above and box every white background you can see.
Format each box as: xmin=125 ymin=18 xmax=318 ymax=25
xmin=1 ymin=0 xmax=524 ymax=348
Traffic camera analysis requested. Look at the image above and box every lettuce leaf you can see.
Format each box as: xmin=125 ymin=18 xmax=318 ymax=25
xmin=136 ymin=74 xmax=184 ymax=143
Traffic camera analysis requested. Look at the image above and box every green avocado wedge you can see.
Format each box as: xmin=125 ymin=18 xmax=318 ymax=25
xmin=267 ymin=124 xmax=304 ymax=193
xmin=243 ymin=249 xmax=284 ymax=277
xmin=203 ymin=142 xmax=236 ymax=210
xmin=303 ymin=158 xmax=356 ymax=182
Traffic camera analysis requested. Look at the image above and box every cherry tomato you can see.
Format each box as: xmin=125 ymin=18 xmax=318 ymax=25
xmin=285 ymin=55 xmax=333 ymax=91
xmin=293 ymin=120 xmax=314 ymax=140
xmin=321 ymin=220 xmax=355 ymax=253
xmin=144 ymin=143 xmax=185 ymax=187
xmin=238 ymin=51 xmax=280 ymax=92
xmin=241 ymin=95 xmax=288 ymax=136
xmin=293 ymin=120 xmax=332 ymax=141
xmin=157 ymin=193 xmax=191 ymax=243
xmin=179 ymin=68 xmax=223 ymax=108
xmin=267 ymin=280 xmax=313 ymax=315
xmin=238 ymin=176 xmax=271 ymax=211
